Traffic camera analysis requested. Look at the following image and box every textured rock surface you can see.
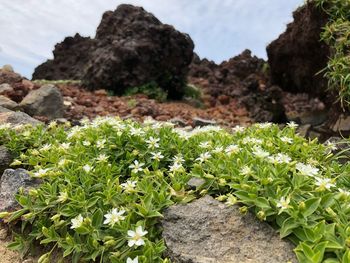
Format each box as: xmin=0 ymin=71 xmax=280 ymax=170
xmin=32 ymin=34 xmax=93 ymax=80
xmin=0 ymin=96 xmax=18 ymax=111
xmin=162 ymin=196 xmax=297 ymax=263
xmin=20 ymin=84 xmax=64 ymax=120
xmin=0 ymin=147 xmax=12 ymax=179
xmin=0 ymin=111 xmax=41 ymax=126
xmin=33 ymin=4 xmax=194 ymax=99
xmin=267 ymin=2 xmax=330 ymax=99
xmin=0 ymin=169 xmax=41 ymax=212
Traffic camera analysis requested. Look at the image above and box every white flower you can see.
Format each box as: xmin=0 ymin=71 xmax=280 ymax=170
xmin=196 ymin=152 xmax=211 ymax=163
xmin=276 ymin=153 xmax=292 ymax=164
xmin=33 ymin=168 xmax=50 ymax=178
xmin=126 ymin=257 xmax=138 ymax=263
xmin=339 ymin=189 xmax=350 ymax=197
xmin=127 ymin=226 xmax=148 ymax=247
xmin=82 ymin=140 xmax=91 ymax=146
xmin=225 ymin=144 xmax=240 ymax=155
xmin=281 ymin=136 xmax=293 ymax=144
xmin=314 ymin=177 xmax=335 ymax=190
xmin=82 ymin=164 xmax=93 ymax=173
xmin=242 ymin=137 xmax=263 ymax=145
xmin=129 ymin=160 xmax=145 ymax=173
xmin=287 ymin=121 xmax=298 ymax=129
xmin=130 ymin=127 xmax=145 ymax=136
xmin=96 ymin=154 xmax=108 ymax=163
xmin=71 ymin=214 xmax=84 ymax=229
xmin=232 ymin=125 xmax=245 ymax=133
xmin=48 ymin=121 xmax=57 ymax=129
xmin=58 ymin=159 xmax=69 ymax=167
xmin=57 ymin=191 xmax=68 ymax=203
xmin=240 ymin=166 xmax=252 ymax=176
xmin=199 ymin=141 xmax=211 ymax=149
xmin=151 ymin=152 xmax=164 ymax=161
xmin=96 ymin=139 xmax=106 ymax=149
xmin=60 ymin=142 xmax=71 ymax=150
xmin=146 ymin=136 xmax=160 ymax=149
xmin=172 ymin=155 xmax=185 ymax=164
xmin=103 ymin=208 xmax=126 ymax=227
xmin=325 ymin=141 xmax=337 ymax=152
xmin=40 ymin=144 xmax=52 ymax=152
xmin=169 ymin=162 xmax=184 ymax=173
xmin=252 ymin=147 xmax=270 ymax=158
xmin=121 ymin=180 xmax=137 ymax=192
xmin=296 ymin=162 xmax=319 ymax=177
xmin=212 ymin=146 xmax=224 ymax=154
xmin=255 ymin=122 xmax=272 ymax=129
xmin=276 ymin=196 xmax=290 ymax=213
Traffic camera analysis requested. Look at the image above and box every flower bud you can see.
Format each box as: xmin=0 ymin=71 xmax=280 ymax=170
xmin=257 ymin=211 xmax=266 ymax=221
xmin=216 ymin=195 xmax=227 ymax=202
xmin=298 ymin=201 xmax=306 ymax=211
xmin=239 ymin=206 xmax=248 ymax=215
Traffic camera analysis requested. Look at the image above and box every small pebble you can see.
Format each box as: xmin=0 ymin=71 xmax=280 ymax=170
xmin=0 ymin=227 xmax=8 ymax=240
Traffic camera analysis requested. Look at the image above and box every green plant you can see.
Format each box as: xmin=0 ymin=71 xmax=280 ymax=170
xmin=0 ymin=119 xmax=350 ymax=262
xmin=124 ymin=82 xmax=168 ymax=102
xmin=312 ymin=0 xmax=350 ymax=107
xmin=183 ymin=84 xmax=202 ymax=101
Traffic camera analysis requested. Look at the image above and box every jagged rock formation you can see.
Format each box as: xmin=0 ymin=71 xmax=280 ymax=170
xmin=266 ymin=2 xmax=330 ymax=99
xmin=33 ymin=4 xmax=194 ymax=99
xmin=188 ymin=50 xmax=286 ymax=123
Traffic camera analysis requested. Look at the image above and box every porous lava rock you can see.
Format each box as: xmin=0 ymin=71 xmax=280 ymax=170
xmin=32 ymin=34 xmax=93 ymax=80
xmin=267 ymin=2 xmax=330 ymax=99
xmin=33 ymin=4 xmax=194 ymax=100
xmin=188 ymin=50 xmax=286 ymax=123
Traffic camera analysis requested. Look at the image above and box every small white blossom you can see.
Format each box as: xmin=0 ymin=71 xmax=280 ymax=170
xmin=33 ymin=168 xmax=50 ymax=178
xmin=82 ymin=164 xmax=93 ymax=173
xmin=314 ymin=177 xmax=335 ymax=190
xmin=339 ymin=189 xmax=350 ymax=197
xmin=121 ymin=180 xmax=137 ymax=192
xmin=255 ymin=122 xmax=272 ymax=129
xmin=232 ymin=125 xmax=245 ymax=133
xmin=172 ymin=155 xmax=185 ymax=164
xmin=82 ymin=140 xmax=91 ymax=146
xmin=96 ymin=154 xmax=108 ymax=163
xmin=240 ymin=166 xmax=252 ymax=176
xmin=296 ymin=162 xmax=319 ymax=177
xmin=130 ymin=127 xmax=145 ymax=136
xmin=252 ymin=147 xmax=270 ymax=158
xmin=212 ymin=146 xmax=224 ymax=154
xmin=225 ymin=144 xmax=240 ymax=155
xmin=196 ymin=152 xmax=211 ymax=163
xmin=96 ymin=139 xmax=106 ymax=149
xmin=57 ymin=191 xmax=68 ymax=203
xmin=276 ymin=196 xmax=290 ymax=213
xmin=71 ymin=214 xmax=84 ymax=229
xmin=242 ymin=137 xmax=263 ymax=145
xmin=127 ymin=226 xmax=148 ymax=247
xmin=169 ymin=162 xmax=184 ymax=173
xmin=58 ymin=159 xmax=69 ymax=167
xmin=60 ymin=142 xmax=71 ymax=150
xmin=40 ymin=144 xmax=52 ymax=152
xmin=126 ymin=257 xmax=138 ymax=263
xmin=280 ymin=136 xmax=293 ymax=144
xmin=199 ymin=141 xmax=211 ymax=149
xmin=151 ymin=152 xmax=164 ymax=161
xmin=103 ymin=208 xmax=126 ymax=227
xmin=129 ymin=160 xmax=145 ymax=173
xmin=325 ymin=141 xmax=337 ymax=152
xmin=287 ymin=121 xmax=298 ymax=129
xmin=145 ymin=137 xmax=160 ymax=149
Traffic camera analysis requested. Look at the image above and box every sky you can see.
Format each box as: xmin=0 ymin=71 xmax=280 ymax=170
xmin=0 ymin=0 xmax=303 ymax=78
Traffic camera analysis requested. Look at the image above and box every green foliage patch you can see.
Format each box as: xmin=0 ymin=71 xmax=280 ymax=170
xmin=313 ymin=0 xmax=350 ymax=107
xmin=123 ymin=82 xmax=168 ymax=102
xmin=0 ymin=119 xmax=350 ymax=262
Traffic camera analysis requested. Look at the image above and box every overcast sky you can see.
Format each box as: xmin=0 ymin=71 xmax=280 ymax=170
xmin=0 ymin=0 xmax=303 ymax=78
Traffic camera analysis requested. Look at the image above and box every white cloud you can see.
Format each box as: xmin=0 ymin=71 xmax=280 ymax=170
xmin=0 ymin=0 xmax=303 ymax=78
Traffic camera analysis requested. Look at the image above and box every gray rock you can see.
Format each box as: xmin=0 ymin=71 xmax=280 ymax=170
xmin=187 ymin=177 xmax=206 ymax=189
xmin=192 ymin=117 xmax=216 ymax=127
xmin=0 ymin=111 xmax=41 ymax=126
xmin=170 ymin=117 xmax=187 ymax=127
xmin=0 ymin=146 xmax=12 ymax=178
xmin=0 ymin=169 xmax=41 ymax=212
xmin=331 ymin=114 xmax=350 ymax=132
xmin=20 ymin=84 xmax=64 ymax=120
xmin=0 ymin=83 xmax=14 ymax=94
xmin=0 ymin=106 xmax=12 ymax=113
xmin=0 ymin=95 xmax=18 ymax=110
xmin=297 ymin=124 xmax=311 ymax=138
xmin=162 ymin=196 xmax=297 ymax=263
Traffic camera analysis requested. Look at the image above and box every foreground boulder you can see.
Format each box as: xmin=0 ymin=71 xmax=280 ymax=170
xmin=0 ymin=169 xmax=41 ymax=212
xmin=20 ymin=84 xmax=64 ymax=120
xmin=33 ymin=4 xmax=194 ymax=99
xmin=162 ymin=196 xmax=297 ymax=263
xmin=267 ymin=2 xmax=330 ymax=99
xmin=0 ymin=111 xmax=42 ymax=126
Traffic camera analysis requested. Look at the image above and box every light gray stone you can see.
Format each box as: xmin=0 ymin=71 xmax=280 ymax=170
xmin=0 ymin=83 xmax=14 ymax=94
xmin=162 ymin=196 xmax=297 ymax=263
xmin=0 ymin=169 xmax=41 ymax=212
xmin=20 ymin=84 xmax=64 ymax=120
xmin=331 ymin=114 xmax=350 ymax=132
xmin=187 ymin=177 xmax=206 ymax=189
xmin=0 ymin=111 xmax=41 ymax=126
xmin=0 ymin=95 xmax=18 ymax=110
xmin=297 ymin=124 xmax=311 ymax=138
xmin=192 ymin=117 xmax=216 ymax=127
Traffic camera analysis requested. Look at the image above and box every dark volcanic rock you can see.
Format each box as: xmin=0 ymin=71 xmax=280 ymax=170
xmin=33 ymin=5 xmax=194 ymax=100
xmin=33 ymin=34 xmax=93 ymax=80
xmin=267 ymin=2 xmax=330 ymax=99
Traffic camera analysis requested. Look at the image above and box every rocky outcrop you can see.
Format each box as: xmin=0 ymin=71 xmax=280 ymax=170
xmin=188 ymin=50 xmax=286 ymax=123
xmin=33 ymin=4 xmax=194 ymax=100
xmin=266 ymin=2 xmax=330 ymax=99
xmin=32 ymin=34 xmax=93 ymax=80
xmin=0 ymin=111 xmax=42 ymax=126
xmin=0 ymin=169 xmax=41 ymax=212
xmin=20 ymin=84 xmax=64 ymax=120
xmin=162 ymin=196 xmax=297 ymax=263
